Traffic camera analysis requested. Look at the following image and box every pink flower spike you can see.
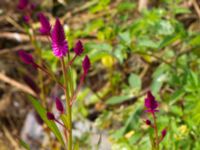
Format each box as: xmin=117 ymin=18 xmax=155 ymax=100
xmin=82 ymin=55 xmax=90 ymax=74
xmin=73 ymin=40 xmax=84 ymax=55
xmin=18 ymin=50 xmax=34 ymax=65
xmin=38 ymin=13 xmax=51 ymax=35
xmin=144 ymin=91 xmax=158 ymax=113
xmin=55 ymin=97 xmax=64 ymax=113
xmin=51 ymin=18 xmax=68 ymax=58
xmin=17 ymin=0 xmax=29 ymax=10
xmin=47 ymin=112 xmax=55 ymax=120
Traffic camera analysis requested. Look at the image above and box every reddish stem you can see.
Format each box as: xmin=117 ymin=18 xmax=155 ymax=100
xmin=66 ymin=55 xmax=77 ymax=70
xmin=55 ymin=119 xmax=69 ymax=132
xmin=152 ymin=112 xmax=159 ymax=150
xmin=70 ymin=73 xmax=85 ymax=106
xmin=34 ymin=63 xmax=65 ymax=90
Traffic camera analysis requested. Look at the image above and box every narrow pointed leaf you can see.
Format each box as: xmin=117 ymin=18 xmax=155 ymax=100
xmin=29 ymin=96 xmax=65 ymax=146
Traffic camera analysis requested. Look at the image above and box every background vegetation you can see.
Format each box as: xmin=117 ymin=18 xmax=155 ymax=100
xmin=0 ymin=0 xmax=200 ymax=149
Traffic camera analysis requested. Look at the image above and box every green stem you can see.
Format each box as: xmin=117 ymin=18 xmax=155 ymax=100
xmin=61 ymin=57 xmax=72 ymax=150
xmin=29 ymin=30 xmax=46 ymax=107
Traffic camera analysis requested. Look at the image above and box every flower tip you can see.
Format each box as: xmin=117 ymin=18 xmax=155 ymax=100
xmin=73 ymin=40 xmax=84 ymax=55
xmin=18 ymin=50 xmax=34 ymax=65
xmin=47 ymin=112 xmax=55 ymax=120
xmin=51 ymin=18 xmax=68 ymax=58
xmin=55 ymin=97 xmax=64 ymax=113
xmin=144 ymin=90 xmax=158 ymax=113
xmin=82 ymin=55 xmax=91 ymax=74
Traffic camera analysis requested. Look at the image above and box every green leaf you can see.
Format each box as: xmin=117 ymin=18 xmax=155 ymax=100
xmin=128 ymin=73 xmax=141 ymax=91
xmin=19 ymin=139 xmax=30 ymax=150
xmin=169 ymin=89 xmax=185 ymax=105
xmin=137 ymin=37 xmax=159 ymax=49
xmin=117 ymin=2 xmax=136 ymax=12
xmin=73 ymin=142 xmax=79 ymax=150
xmin=159 ymin=34 xmax=180 ymax=48
xmin=156 ymin=20 xmax=174 ymax=35
xmin=173 ymin=7 xmax=191 ymax=15
xmin=150 ymin=78 xmax=163 ymax=94
xmin=106 ymin=95 xmax=131 ymax=105
xmin=28 ymin=96 xmax=65 ymax=146
xmin=60 ymin=114 xmax=69 ymax=129
xmin=119 ymin=31 xmax=131 ymax=46
xmin=189 ymin=35 xmax=200 ymax=46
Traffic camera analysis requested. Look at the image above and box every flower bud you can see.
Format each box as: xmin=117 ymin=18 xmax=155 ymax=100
xmin=145 ymin=119 xmax=151 ymax=126
xmin=82 ymin=55 xmax=90 ymax=74
xmin=18 ymin=50 xmax=34 ymax=65
xmin=55 ymin=97 xmax=64 ymax=113
xmin=30 ymin=3 xmax=36 ymax=10
xmin=47 ymin=112 xmax=55 ymax=120
xmin=161 ymin=128 xmax=167 ymax=139
xmin=23 ymin=15 xmax=30 ymax=24
xmin=38 ymin=13 xmax=51 ymax=35
xmin=23 ymin=75 xmax=40 ymax=93
xmin=73 ymin=40 xmax=83 ymax=55
xmin=17 ymin=0 xmax=29 ymax=10
xmin=35 ymin=112 xmax=43 ymax=125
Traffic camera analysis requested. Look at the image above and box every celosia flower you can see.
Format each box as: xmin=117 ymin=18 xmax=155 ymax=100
xmin=38 ymin=13 xmax=51 ymax=35
xmin=17 ymin=0 xmax=29 ymax=10
xmin=145 ymin=91 xmax=158 ymax=113
xmin=55 ymin=97 xmax=64 ymax=113
xmin=18 ymin=50 xmax=34 ymax=65
xmin=161 ymin=129 xmax=167 ymax=139
xmin=47 ymin=112 xmax=55 ymax=120
xmin=51 ymin=18 xmax=68 ymax=58
xmin=82 ymin=55 xmax=90 ymax=74
xmin=73 ymin=40 xmax=84 ymax=55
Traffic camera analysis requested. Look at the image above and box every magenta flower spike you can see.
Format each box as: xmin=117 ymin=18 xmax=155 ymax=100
xmin=55 ymin=97 xmax=64 ymax=113
xmin=82 ymin=55 xmax=91 ymax=74
xmin=51 ymin=18 xmax=68 ymax=58
xmin=17 ymin=0 xmax=29 ymax=10
xmin=47 ymin=112 xmax=55 ymax=120
xmin=38 ymin=13 xmax=51 ymax=35
xmin=18 ymin=50 xmax=35 ymax=65
xmin=144 ymin=91 xmax=158 ymax=113
xmin=73 ymin=40 xmax=84 ymax=56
